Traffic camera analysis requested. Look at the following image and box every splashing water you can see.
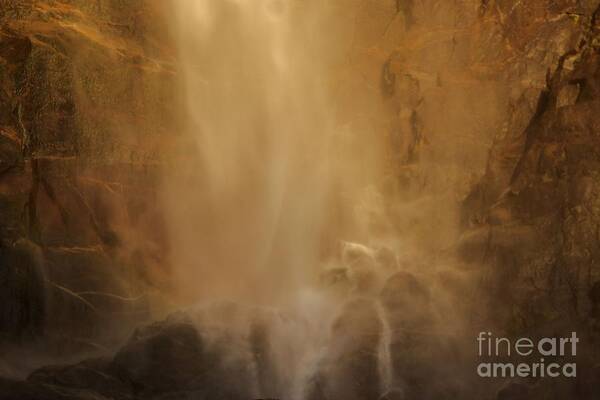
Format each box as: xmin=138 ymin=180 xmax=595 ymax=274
xmin=376 ymin=300 xmax=394 ymax=393
xmin=165 ymin=0 xmax=392 ymax=398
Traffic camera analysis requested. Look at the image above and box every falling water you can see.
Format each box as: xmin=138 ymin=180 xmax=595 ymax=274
xmin=166 ymin=0 xmax=392 ymax=398
xmin=167 ymin=0 xmax=348 ymax=304
xmin=376 ymin=300 xmax=394 ymax=394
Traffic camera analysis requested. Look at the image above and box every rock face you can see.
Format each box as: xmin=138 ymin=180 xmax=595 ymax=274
xmin=0 ymin=239 xmax=45 ymax=340
xmin=0 ymin=0 xmax=176 ymax=347
xmin=461 ymin=2 xmax=600 ymax=331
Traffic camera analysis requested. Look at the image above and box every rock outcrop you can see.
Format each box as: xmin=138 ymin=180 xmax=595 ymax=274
xmin=461 ymin=2 xmax=600 ymax=332
xmin=0 ymin=0 xmax=176 ymax=347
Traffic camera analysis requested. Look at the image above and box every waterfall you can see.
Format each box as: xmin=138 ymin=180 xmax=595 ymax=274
xmin=166 ymin=1 xmax=394 ymax=398
xmin=376 ymin=300 xmax=394 ymax=394
xmin=167 ymin=0 xmax=342 ymax=304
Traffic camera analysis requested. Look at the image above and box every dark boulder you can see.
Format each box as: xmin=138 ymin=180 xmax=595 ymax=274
xmin=110 ymin=312 xmax=255 ymax=399
xmin=306 ymin=298 xmax=384 ymax=400
xmin=29 ymin=357 xmax=132 ymax=400
xmin=0 ymin=376 xmax=109 ymax=400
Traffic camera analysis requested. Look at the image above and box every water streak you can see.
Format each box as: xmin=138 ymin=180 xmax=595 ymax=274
xmin=376 ymin=300 xmax=394 ymax=393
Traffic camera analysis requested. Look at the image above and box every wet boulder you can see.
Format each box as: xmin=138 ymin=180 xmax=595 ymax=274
xmin=110 ymin=314 xmax=208 ymax=396
xmin=339 ymin=241 xmax=389 ymax=294
xmin=379 ymin=272 xmax=438 ymax=399
xmin=0 ymin=376 xmax=109 ymax=400
xmin=109 ymin=311 xmax=255 ymax=399
xmin=306 ymin=298 xmax=384 ymax=400
xmin=340 ymin=242 xmax=377 ymax=269
xmin=380 ymin=271 xmax=431 ymax=321
xmin=28 ymin=357 xmax=132 ymax=400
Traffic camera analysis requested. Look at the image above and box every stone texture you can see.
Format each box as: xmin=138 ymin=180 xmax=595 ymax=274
xmin=0 ymin=0 xmax=175 ymax=346
xmin=461 ymin=1 xmax=600 ymax=333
